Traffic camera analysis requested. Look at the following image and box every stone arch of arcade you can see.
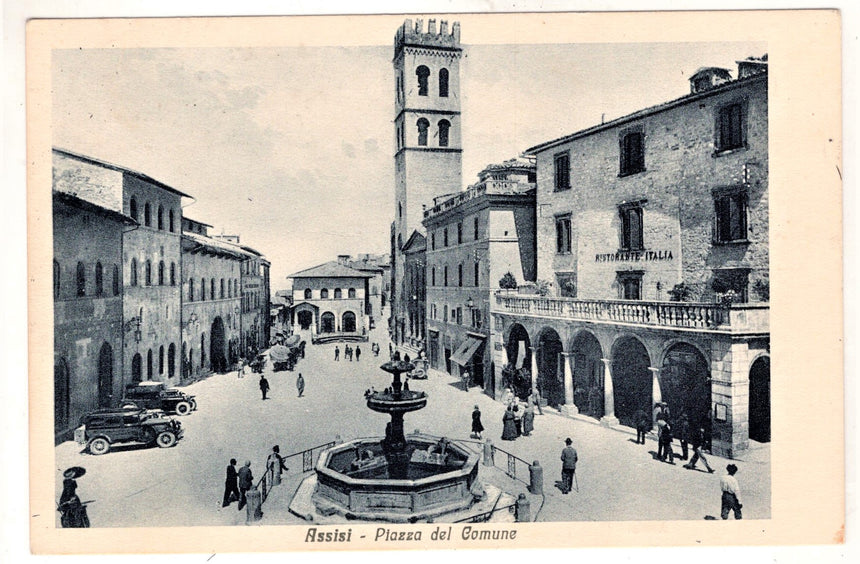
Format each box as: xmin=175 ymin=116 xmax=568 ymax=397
xmin=502 ymin=322 xmax=532 ymax=399
xmin=536 ymin=327 xmax=565 ymax=407
xmin=210 ymin=316 xmax=227 ymax=374
xmin=609 ymin=334 xmax=653 ymax=428
xmin=658 ymin=340 xmax=712 ymax=432
xmin=749 ymin=353 xmax=770 ymax=443
xmin=294 ymin=302 xmax=318 ymax=332
xmin=569 ymin=329 xmax=604 ymax=419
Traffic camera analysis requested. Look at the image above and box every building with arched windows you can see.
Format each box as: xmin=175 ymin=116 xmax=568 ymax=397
xmin=489 ymin=57 xmax=769 ymax=458
xmin=391 ymin=18 xmax=463 ymax=351
xmin=288 ymin=259 xmax=373 ymax=342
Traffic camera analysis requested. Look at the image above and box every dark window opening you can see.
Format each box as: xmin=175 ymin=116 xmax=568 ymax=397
xmin=618 ymin=272 xmax=643 ymax=300
xmin=158 ymin=261 xmax=165 ymax=285
xmin=457 ymin=222 xmax=462 ymax=244
xmin=189 ymin=278 xmax=194 ymax=301
xmin=76 ymin=262 xmax=86 ymax=297
xmin=554 ymin=152 xmax=570 ymax=191
xmin=438 ymin=119 xmax=450 ymax=147
xmin=416 ymin=65 xmax=430 ymax=96
xmin=158 ymin=205 xmax=164 ymax=230
xmin=714 ymin=190 xmax=748 ymax=243
xmin=717 ymin=102 xmax=745 ymax=151
xmin=129 ymin=197 xmax=138 ymax=221
xmin=95 ymin=262 xmax=104 ymax=296
xmin=556 ymin=215 xmax=572 ymax=254
xmin=113 ymin=264 xmax=120 ymax=295
xmin=458 ymin=263 xmax=463 ymax=287
xmin=620 ymin=205 xmax=644 ymax=251
xmin=130 ymin=259 xmax=138 ymax=286
xmin=620 ymin=130 xmax=645 ymax=176
xmin=145 ymin=260 xmax=152 ymax=286
xmin=417 ymin=118 xmax=429 ymax=146
xmin=144 ymin=203 xmax=151 ymax=227
xmin=170 ymin=263 xmax=176 ymax=286
xmin=474 ymin=217 xmax=479 ymax=240
xmin=439 ymin=68 xmax=449 ymax=97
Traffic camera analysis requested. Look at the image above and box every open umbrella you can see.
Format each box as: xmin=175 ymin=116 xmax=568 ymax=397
xmin=63 ymin=466 xmax=86 ymax=479
xmin=285 ymin=334 xmax=301 ymax=347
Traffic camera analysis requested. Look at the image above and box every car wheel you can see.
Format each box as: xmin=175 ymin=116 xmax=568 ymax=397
xmin=88 ymin=437 xmax=110 ymax=455
xmin=175 ymin=401 xmax=192 ymax=416
xmin=156 ymin=431 xmax=177 ymax=448
xmin=189 ymin=398 xmax=198 ymax=410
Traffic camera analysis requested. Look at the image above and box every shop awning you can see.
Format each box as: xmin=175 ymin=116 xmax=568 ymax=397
xmin=450 ymin=336 xmax=484 ymax=366
xmin=269 ymin=344 xmax=291 ymax=362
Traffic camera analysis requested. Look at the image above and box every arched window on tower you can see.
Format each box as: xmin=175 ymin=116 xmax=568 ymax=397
xmin=438 ymin=119 xmax=451 ymax=147
xmin=169 ymin=209 xmax=175 ymax=232
xmin=113 ymin=264 xmax=120 ymax=295
xmin=129 ymin=197 xmax=138 ymax=222
xmin=158 ymin=205 xmax=164 ymax=230
xmin=130 ymin=258 xmax=138 ymax=286
xmin=417 ymin=118 xmax=429 ymax=146
xmin=304 ymin=288 xmax=312 ymax=300
xmin=416 ymin=65 xmax=430 ymax=96
xmin=439 ymin=68 xmax=449 ymax=97
xmin=144 ymin=203 xmax=151 ymax=227
xmin=76 ymin=262 xmax=86 ymax=297
xmin=95 ymin=262 xmax=104 ymax=296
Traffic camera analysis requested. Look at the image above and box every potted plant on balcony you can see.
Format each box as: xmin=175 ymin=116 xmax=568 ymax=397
xmin=711 ymin=278 xmax=737 ymax=306
xmin=668 ymin=282 xmax=693 ymax=302
xmin=752 ymin=279 xmax=769 ymax=302
xmin=499 ymin=272 xmax=518 ymax=294
xmin=535 ymin=279 xmax=551 ymax=297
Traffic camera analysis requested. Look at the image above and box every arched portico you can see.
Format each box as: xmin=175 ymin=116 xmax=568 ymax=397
xmin=502 ymin=323 xmax=533 ymax=399
xmin=570 ymin=330 xmax=604 ymax=419
xmin=660 ymin=342 xmax=711 ymax=430
xmin=749 ymin=355 xmax=770 ymax=442
xmin=611 ymin=335 xmax=652 ymax=428
xmin=537 ymin=327 xmax=565 ymax=407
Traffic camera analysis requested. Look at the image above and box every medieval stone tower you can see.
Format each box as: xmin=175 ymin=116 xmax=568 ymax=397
xmin=391 ymin=18 xmax=463 ymax=346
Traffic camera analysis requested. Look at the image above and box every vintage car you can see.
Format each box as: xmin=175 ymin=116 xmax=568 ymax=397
xmin=121 ymin=381 xmax=197 ymax=415
xmin=78 ymin=407 xmax=183 ymax=455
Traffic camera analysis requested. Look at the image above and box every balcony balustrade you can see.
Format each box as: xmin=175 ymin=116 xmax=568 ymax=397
xmin=492 ymin=293 xmax=769 ymax=334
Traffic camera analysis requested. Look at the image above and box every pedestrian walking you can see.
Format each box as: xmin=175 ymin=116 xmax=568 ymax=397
xmin=404 ymin=353 xmax=411 ymax=363
xmin=355 ymin=346 xmax=361 ymax=361
xmin=501 ymin=406 xmax=517 ymax=441
xmin=683 ymin=427 xmax=714 ymax=473
xmin=462 ymin=369 xmax=470 ymax=391
xmin=296 ymin=373 xmax=305 ymax=397
xmin=522 ymin=402 xmax=535 ymax=436
xmin=389 ymin=342 xmax=394 ymax=358
xmin=267 ymin=445 xmax=288 ymax=486
xmin=635 ymin=408 xmax=650 ymax=444
xmin=720 ymin=464 xmax=743 ymax=520
xmin=560 ymin=438 xmax=578 ymax=494
xmin=531 ymin=387 xmax=544 ymax=415
xmin=236 ymin=358 xmax=246 ymax=379
xmin=259 ymin=375 xmax=270 ymax=400
xmin=513 ymin=403 xmax=523 ymax=437
xmin=237 ymin=461 xmax=253 ymax=510
xmin=58 ymin=467 xmax=90 ymax=528
xmin=502 ymin=387 xmax=514 ymax=407
xmin=471 ymin=405 xmax=484 ymax=439
xmin=222 ymin=458 xmax=240 ymax=507
xmin=659 ymin=420 xmax=676 ymax=464
xmin=334 ymin=346 xmax=340 ymax=361
xmin=677 ymin=413 xmax=691 ymax=460
xmin=656 ymin=413 xmax=667 ymax=459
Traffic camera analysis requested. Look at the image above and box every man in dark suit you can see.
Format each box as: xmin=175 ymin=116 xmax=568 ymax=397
xmin=560 ymin=438 xmax=578 ymax=494
xmin=222 ymin=459 xmax=240 ymax=507
xmin=237 ymin=461 xmax=253 ymax=510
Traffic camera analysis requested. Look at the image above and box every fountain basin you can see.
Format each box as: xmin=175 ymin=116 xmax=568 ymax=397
xmin=312 ymin=436 xmax=480 ymax=522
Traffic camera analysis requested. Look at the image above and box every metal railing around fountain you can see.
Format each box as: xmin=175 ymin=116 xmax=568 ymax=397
xmin=255 ymin=441 xmax=336 ymax=504
xmin=450 ymin=438 xmax=545 ymax=522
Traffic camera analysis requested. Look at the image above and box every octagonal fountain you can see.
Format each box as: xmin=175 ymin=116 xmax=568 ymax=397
xmin=289 ymin=361 xmax=509 ymax=523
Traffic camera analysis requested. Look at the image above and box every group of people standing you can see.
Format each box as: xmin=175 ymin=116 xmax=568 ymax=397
xmin=334 ymin=344 xmax=361 ymax=361
xmin=222 ymin=446 xmax=289 ymax=514
xmin=499 ymin=387 xmax=542 ymax=441
xmin=636 ymin=402 xmax=714 ymax=474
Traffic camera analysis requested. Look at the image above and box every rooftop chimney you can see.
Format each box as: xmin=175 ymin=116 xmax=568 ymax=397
xmin=337 ymin=254 xmax=351 ymax=265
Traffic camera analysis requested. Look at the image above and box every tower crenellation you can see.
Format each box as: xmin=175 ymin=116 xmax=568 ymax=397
xmin=395 ymin=18 xmax=461 ymax=57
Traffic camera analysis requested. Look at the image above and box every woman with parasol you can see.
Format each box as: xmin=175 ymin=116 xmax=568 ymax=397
xmin=58 ymin=467 xmax=90 ymax=528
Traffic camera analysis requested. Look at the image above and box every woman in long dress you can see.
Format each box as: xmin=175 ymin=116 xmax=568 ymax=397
xmin=471 ymin=405 xmax=484 ymax=439
xmin=58 ymin=468 xmax=89 ymax=528
xmin=501 ymin=406 xmax=517 ymax=441
xmin=267 ymin=445 xmax=286 ymax=486
xmin=522 ymin=402 xmax=535 ymax=436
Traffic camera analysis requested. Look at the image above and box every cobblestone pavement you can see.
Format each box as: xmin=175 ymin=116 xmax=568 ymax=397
xmin=54 ymin=314 xmax=770 ymax=526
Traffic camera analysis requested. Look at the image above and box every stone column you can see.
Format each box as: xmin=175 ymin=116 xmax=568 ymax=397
xmin=530 ymin=347 xmax=539 ymax=394
xmin=649 ymin=366 xmax=662 ymax=425
xmin=600 ymin=358 xmax=619 ymax=426
xmin=560 ymin=352 xmax=578 ymax=416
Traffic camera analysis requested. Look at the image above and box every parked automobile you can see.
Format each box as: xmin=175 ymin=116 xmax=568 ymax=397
xmin=121 ymin=381 xmax=197 ymax=415
xmin=77 ymin=407 xmax=183 ymax=455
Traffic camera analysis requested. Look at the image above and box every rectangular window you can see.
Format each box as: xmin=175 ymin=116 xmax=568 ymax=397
xmin=712 ymin=269 xmax=750 ymax=303
xmin=444 ymin=228 xmax=449 ymax=247
xmin=444 ymin=266 xmax=449 ymax=286
xmin=555 ymin=214 xmax=572 ymax=254
xmin=443 ymin=305 xmax=448 ymax=322
xmin=620 ymin=130 xmax=645 ymax=176
xmin=457 ymin=222 xmax=462 ymax=244
xmin=456 ymin=307 xmax=463 ymax=325
xmin=458 ymin=263 xmax=463 ymax=287
xmin=431 ymin=267 xmax=436 ymax=286
xmin=717 ymin=102 xmax=745 ymax=151
xmin=714 ymin=189 xmax=748 ymax=243
xmin=617 ymin=272 xmax=643 ymax=300
xmin=554 ymin=152 xmax=570 ymax=191
xmin=474 ymin=261 xmax=479 ymax=286
xmin=431 ymin=232 xmax=436 ymax=250
xmin=620 ymin=205 xmax=644 ymax=251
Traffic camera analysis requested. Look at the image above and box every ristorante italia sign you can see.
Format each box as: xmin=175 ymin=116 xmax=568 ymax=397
xmin=595 ymin=250 xmax=674 ymax=262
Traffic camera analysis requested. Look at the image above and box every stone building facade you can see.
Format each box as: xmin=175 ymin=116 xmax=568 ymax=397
xmin=391 ymin=18 xmax=463 ymax=349
xmin=424 ymin=158 xmax=536 ymax=395
xmin=341 ymin=253 xmax=390 ymax=330
xmin=400 ymin=232 xmax=427 ymax=351
xmin=289 ymin=261 xmax=373 ymax=343
xmin=52 ymin=187 xmax=135 ymax=443
xmin=181 ymin=219 xmax=245 ymax=381
xmin=491 ymin=57 xmax=770 ymax=457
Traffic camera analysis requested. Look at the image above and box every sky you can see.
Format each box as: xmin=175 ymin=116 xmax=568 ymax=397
xmin=52 ymin=34 xmax=765 ymax=290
